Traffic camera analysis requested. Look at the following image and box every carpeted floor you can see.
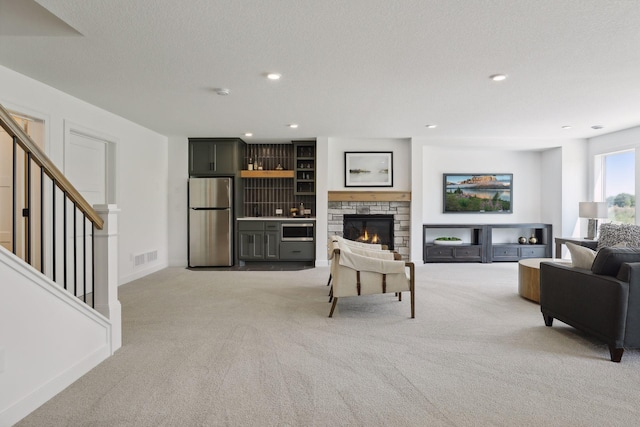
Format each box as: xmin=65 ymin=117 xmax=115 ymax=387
xmin=17 ymin=263 xmax=640 ymax=426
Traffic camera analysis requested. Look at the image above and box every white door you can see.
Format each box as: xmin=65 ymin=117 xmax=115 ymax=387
xmin=65 ymin=131 xmax=107 ymax=206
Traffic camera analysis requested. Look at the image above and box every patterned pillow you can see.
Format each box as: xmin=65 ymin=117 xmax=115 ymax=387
xmin=597 ymin=223 xmax=640 ymax=250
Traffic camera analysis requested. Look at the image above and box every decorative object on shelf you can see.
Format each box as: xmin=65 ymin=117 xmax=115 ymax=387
xmin=257 ymin=161 xmax=263 ymax=170
xmin=529 ymin=235 xmax=538 ymax=244
xmin=518 ymin=236 xmax=527 ymax=244
xmin=579 ymin=201 xmax=608 ymax=240
xmin=248 ymin=157 xmax=254 ymax=171
xmin=443 ymin=173 xmax=512 ymax=213
xmin=275 ymin=163 xmax=283 ymax=170
xmin=344 ymin=151 xmax=393 ymax=187
xmin=433 ymin=237 xmax=463 ymax=246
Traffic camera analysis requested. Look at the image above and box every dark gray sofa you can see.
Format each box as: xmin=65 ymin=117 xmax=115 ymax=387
xmin=540 ymin=247 xmax=640 ymax=362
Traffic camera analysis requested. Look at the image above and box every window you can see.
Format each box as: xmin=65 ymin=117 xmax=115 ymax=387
xmin=599 ymin=150 xmax=635 ymax=224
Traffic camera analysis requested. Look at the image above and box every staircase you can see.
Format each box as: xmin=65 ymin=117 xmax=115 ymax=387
xmin=0 ymin=103 xmax=121 ymax=426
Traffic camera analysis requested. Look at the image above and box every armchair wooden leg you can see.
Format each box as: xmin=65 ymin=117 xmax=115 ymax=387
xmin=328 ymin=286 xmax=333 ymax=302
xmin=609 ymin=346 xmax=624 ymax=362
xmin=398 ymin=292 xmax=402 ymax=301
xmin=410 ymin=288 xmax=415 ymax=319
xmin=329 ymin=297 xmax=338 ymax=317
xmin=543 ymin=314 xmax=553 ymax=327
xmin=327 ymin=273 xmax=332 ymax=286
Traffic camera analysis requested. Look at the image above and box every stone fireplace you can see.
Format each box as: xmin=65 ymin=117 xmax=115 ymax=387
xmin=327 ymin=192 xmax=411 ymax=259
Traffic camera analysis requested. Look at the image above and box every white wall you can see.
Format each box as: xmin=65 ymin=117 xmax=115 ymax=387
xmin=326 ymin=138 xmax=411 ymax=190
xmin=0 ymin=66 xmax=169 ymax=284
xmin=167 ymin=136 xmax=189 ymax=266
xmin=421 ymin=145 xmax=544 ymax=224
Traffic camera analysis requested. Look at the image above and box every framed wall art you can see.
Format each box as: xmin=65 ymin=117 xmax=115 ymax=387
xmin=443 ymin=173 xmax=512 ymax=213
xmin=344 ymin=151 xmax=393 ymax=187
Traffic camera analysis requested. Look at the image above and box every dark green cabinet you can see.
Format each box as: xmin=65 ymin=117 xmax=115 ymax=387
xmin=189 ymin=138 xmax=245 ymax=176
xmin=238 ymin=221 xmax=280 ymax=260
xmin=238 ymin=220 xmax=315 ymax=262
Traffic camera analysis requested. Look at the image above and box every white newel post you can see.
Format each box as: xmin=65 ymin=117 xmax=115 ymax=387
xmin=93 ymin=204 xmax=122 ymax=353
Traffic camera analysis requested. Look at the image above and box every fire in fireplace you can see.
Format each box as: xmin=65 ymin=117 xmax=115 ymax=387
xmin=343 ymin=214 xmax=394 ymax=250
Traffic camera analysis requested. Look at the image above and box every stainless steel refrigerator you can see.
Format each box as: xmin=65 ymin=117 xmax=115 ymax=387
xmin=188 ymin=177 xmax=233 ymax=267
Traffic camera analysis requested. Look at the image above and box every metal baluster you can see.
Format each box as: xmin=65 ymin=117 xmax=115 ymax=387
xmin=40 ymin=168 xmax=44 ymax=274
xmin=26 ymin=152 xmax=31 ymax=264
xmin=52 ymin=181 xmax=56 ymax=283
xmin=83 ymin=214 xmax=87 ymax=303
xmin=92 ymin=223 xmax=95 ymax=309
xmin=12 ymin=136 xmax=17 ymax=254
xmin=63 ymin=195 xmax=67 ymax=290
xmin=73 ymin=203 xmax=77 ymax=298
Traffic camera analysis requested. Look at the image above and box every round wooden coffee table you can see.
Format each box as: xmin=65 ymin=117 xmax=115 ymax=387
xmin=518 ymin=258 xmax=571 ymax=303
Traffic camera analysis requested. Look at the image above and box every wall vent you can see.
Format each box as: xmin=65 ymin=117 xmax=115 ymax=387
xmin=134 ymin=253 xmax=146 ymax=267
xmin=133 ymin=250 xmax=158 ymax=268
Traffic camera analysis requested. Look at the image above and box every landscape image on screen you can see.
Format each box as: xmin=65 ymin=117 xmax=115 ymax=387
xmin=444 ymin=174 xmax=512 ymax=213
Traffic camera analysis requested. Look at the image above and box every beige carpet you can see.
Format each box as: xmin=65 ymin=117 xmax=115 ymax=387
xmin=18 ymin=263 xmax=640 ymax=426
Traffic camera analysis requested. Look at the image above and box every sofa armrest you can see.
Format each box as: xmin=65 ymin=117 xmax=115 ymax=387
xmin=540 ymin=262 xmax=629 ymax=345
xmin=620 ymin=262 xmax=640 ymax=347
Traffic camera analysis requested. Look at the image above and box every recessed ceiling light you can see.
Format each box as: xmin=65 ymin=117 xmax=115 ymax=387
xmin=489 ymin=74 xmax=507 ymax=81
xmin=213 ymin=88 xmax=230 ymax=96
xmin=244 ymin=132 xmax=253 ymax=137
xmin=425 ymin=124 xmax=437 ymax=129
xmin=591 ymin=125 xmax=604 ymax=130
xmin=288 ymin=123 xmax=298 ymax=129
xmin=266 ymin=73 xmax=281 ymax=80
xmin=561 ymin=125 xmax=572 ymax=129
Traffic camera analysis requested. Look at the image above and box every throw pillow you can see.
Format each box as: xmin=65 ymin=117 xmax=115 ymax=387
xmin=566 ymin=242 xmax=596 ymax=269
xmin=597 ymin=223 xmax=640 ymax=250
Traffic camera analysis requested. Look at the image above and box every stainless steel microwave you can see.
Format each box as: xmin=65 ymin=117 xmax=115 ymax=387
xmin=281 ymin=223 xmax=314 ymax=241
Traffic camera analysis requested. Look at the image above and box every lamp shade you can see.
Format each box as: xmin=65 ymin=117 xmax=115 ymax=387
xmin=579 ymin=202 xmax=608 ymax=219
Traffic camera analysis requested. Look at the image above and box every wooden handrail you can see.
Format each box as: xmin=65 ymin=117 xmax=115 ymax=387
xmin=0 ymin=103 xmax=103 ymax=229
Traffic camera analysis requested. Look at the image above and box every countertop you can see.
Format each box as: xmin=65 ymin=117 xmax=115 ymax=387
xmin=237 ymin=217 xmax=316 ymax=221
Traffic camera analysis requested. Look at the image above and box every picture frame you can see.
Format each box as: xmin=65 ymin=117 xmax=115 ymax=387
xmin=443 ymin=173 xmax=513 ymax=213
xmin=344 ymin=151 xmax=393 ymax=187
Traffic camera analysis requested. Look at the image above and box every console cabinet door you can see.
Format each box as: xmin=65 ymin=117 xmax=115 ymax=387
xmin=238 ymin=231 xmax=264 ymax=260
xmin=264 ymin=231 xmax=280 ymax=260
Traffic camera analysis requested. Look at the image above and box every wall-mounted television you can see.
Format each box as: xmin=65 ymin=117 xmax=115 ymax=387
xmin=443 ymin=173 xmax=512 ymax=213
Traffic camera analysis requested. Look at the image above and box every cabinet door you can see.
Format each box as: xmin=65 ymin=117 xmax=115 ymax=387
xmin=238 ymin=231 xmax=264 ymax=260
xmin=264 ymin=231 xmax=280 ymax=260
xmin=189 ymin=140 xmax=215 ymax=176
xmin=189 ymin=139 xmax=242 ymax=176
xmin=213 ymin=141 xmax=237 ymax=175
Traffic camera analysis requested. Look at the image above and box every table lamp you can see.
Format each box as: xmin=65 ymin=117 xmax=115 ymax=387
xmin=579 ymin=202 xmax=608 ymax=240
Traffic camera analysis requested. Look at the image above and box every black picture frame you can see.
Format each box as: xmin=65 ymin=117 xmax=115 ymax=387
xmin=344 ymin=151 xmax=393 ymax=187
xmin=443 ymin=173 xmax=513 ymax=213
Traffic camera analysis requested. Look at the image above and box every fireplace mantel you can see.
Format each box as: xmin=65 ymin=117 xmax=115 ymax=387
xmin=328 ymin=191 xmax=411 ymax=202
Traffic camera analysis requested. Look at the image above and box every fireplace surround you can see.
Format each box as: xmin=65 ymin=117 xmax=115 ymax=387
xmin=328 ymin=200 xmax=410 ymax=259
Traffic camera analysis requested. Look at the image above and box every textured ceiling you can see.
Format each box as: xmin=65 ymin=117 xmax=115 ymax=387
xmin=1 ymin=0 xmax=640 ymax=144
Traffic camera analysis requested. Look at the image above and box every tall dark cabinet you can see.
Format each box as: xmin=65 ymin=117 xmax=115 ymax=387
xmin=188 ymin=138 xmax=245 ymax=176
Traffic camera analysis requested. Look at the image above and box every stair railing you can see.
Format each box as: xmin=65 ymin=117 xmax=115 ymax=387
xmin=0 ymin=103 xmax=103 ymax=308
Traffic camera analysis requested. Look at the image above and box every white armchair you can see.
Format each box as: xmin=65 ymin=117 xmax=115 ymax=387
xmin=328 ymin=239 xmax=415 ymax=318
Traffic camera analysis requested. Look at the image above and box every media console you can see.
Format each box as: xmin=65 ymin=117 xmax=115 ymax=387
xmin=423 ymin=223 xmax=552 ymax=263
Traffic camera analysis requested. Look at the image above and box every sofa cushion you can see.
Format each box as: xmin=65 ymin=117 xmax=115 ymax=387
xmin=567 ymin=242 xmax=596 ymax=269
xmin=597 ymin=223 xmax=640 ymax=250
xmin=591 ymin=247 xmax=640 ymax=277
